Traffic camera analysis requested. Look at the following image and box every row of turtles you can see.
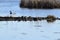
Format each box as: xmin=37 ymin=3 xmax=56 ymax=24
xmin=0 ymin=15 xmax=59 ymax=22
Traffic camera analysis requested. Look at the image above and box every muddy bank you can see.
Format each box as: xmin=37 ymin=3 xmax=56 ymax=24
xmin=20 ymin=0 xmax=60 ymax=9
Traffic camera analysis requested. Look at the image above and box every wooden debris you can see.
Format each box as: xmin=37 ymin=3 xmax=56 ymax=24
xmin=0 ymin=15 xmax=60 ymax=22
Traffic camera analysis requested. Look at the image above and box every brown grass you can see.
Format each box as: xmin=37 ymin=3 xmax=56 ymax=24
xmin=20 ymin=0 xmax=60 ymax=9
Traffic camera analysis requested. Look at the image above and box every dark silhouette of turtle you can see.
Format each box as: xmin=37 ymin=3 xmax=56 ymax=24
xmin=46 ymin=15 xmax=56 ymax=23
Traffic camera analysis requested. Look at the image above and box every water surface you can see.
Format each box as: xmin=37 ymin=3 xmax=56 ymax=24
xmin=0 ymin=0 xmax=60 ymax=40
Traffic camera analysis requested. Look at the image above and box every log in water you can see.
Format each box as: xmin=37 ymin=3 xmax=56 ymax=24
xmin=0 ymin=15 xmax=60 ymax=22
xmin=20 ymin=0 xmax=60 ymax=9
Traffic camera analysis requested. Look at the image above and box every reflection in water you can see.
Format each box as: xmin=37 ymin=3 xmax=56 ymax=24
xmin=0 ymin=20 xmax=60 ymax=40
xmin=33 ymin=21 xmax=41 ymax=27
xmin=42 ymin=36 xmax=50 ymax=39
xmin=34 ymin=25 xmax=41 ymax=27
xmin=40 ymin=31 xmax=44 ymax=32
xmin=54 ymin=32 xmax=60 ymax=34
xmin=21 ymin=33 xmax=27 ymax=35
xmin=47 ymin=19 xmax=56 ymax=23
xmin=57 ymin=39 xmax=60 ymax=40
xmin=0 ymin=21 xmax=8 ymax=25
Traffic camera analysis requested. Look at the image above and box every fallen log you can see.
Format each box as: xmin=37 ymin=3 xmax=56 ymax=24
xmin=0 ymin=15 xmax=60 ymax=22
